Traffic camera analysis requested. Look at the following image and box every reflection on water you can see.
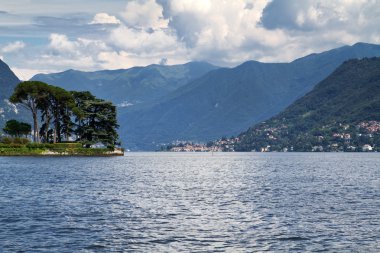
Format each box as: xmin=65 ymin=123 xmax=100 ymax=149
xmin=0 ymin=153 xmax=379 ymax=252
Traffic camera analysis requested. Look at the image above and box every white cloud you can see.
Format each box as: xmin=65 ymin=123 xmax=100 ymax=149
xmin=4 ymin=0 xmax=380 ymax=79
xmin=1 ymin=41 xmax=26 ymax=53
xmin=89 ymin=13 xmax=121 ymax=25
xmin=261 ymin=0 xmax=380 ymax=32
xmin=255 ymin=0 xmax=380 ymax=62
xmin=97 ymin=49 xmax=188 ymax=70
xmin=48 ymin=33 xmax=109 ymax=58
xmin=110 ymin=25 xmax=181 ymax=54
xmin=10 ymin=34 xmax=113 ymax=79
xmin=121 ymin=0 xmax=168 ymax=29
xmin=11 ymin=67 xmax=48 ymax=81
xmin=150 ymin=0 xmax=380 ymax=65
xmin=163 ymin=0 xmax=279 ymax=65
xmin=49 ymin=34 xmax=77 ymax=53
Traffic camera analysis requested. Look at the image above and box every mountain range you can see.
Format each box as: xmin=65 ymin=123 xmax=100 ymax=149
xmin=0 ymin=59 xmax=24 ymax=128
xmin=118 ymin=42 xmax=380 ymax=150
xmin=31 ymin=62 xmax=218 ymax=107
xmin=3 ymin=42 xmax=380 ymax=150
xmin=236 ymin=57 xmax=380 ymax=152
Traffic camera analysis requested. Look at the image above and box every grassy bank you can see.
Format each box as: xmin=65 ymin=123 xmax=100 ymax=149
xmin=0 ymin=143 xmax=124 ymax=156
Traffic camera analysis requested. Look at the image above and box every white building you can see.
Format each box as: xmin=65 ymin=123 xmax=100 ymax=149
xmin=362 ymin=144 xmax=373 ymax=152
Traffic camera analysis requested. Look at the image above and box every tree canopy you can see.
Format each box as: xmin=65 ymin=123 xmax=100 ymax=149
xmin=3 ymin=119 xmax=31 ymax=137
xmin=9 ymin=81 xmax=50 ymax=142
xmin=72 ymin=91 xmax=119 ymax=147
xmin=10 ymin=82 xmax=119 ymax=147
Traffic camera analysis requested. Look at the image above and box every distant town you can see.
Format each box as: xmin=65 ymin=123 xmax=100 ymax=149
xmin=163 ymin=121 xmax=380 ymax=152
xmin=162 ymin=137 xmax=240 ymax=152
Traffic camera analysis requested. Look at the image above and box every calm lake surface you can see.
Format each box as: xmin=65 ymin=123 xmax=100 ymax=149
xmin=0 ymin=153 xmax=379 ymax=252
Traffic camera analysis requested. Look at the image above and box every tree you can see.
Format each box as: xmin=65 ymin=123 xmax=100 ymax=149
xmin=38 ymin=88 xmax=53 ymax=143
xmin=3 ymin=119 xmax=31 ymax=137
xmin=48 ymin=86 xmax=76 ymax=143
xmin=10 ymin=81 xmax=50 ymax=143
xmin=36 ymin=85 xmax=77 ymax=143
xmin=19 ymin=122 xmax=32 ymax=137
xmin=71 ymin=91 xmax=95 ymax=142
xmin=10 ymin=83 xmax=119 ymax=146
xmin=72 ymin=91 xmax=119 ymax=147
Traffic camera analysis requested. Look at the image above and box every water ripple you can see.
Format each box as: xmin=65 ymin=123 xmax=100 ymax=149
xmin=0 ymin=153 xmax=379 ymax=252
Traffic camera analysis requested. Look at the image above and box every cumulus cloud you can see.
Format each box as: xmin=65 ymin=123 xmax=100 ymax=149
xmin=1 ymin=41 xmax=26 ymax=53
xmin=97 ymin=48 xmax=188 ymax=70
xmin=49 ymin=33 xmax=109 ymax=53
xmin=256 ymin=0 xmax=380 ymax=61
xmin=4 ymin=0 xmax=380 ymax=79
xmin=49 ymin=34 xmax=77 ymax=53
xmin=162 ymin=0 xmax=281 ymax=64
xmin=89 ymin=13 xmax=121 ymax=25
xmin=261 ymin=0 xmax=379 ymax=31
xmin=8 ymin=33 xmax=113 ymax=79
xmin=110 ymin=25 xmax=181 ymax=54
xmin=121 ymin=0 xmax=168 ymax=29
xmin=136 ymin=0 xmax=380 ymax=65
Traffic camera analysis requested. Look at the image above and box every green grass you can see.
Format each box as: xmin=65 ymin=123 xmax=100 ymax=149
xmin=0 ymin=143 xmax=123 ymax=156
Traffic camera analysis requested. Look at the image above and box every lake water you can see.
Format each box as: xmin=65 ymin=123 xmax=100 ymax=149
xmin=0 ymin=153 xmax=379 ymax=252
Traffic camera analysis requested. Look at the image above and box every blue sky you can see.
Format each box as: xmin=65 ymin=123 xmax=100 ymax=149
xmin=0 ymin=0 xmax=379 ymax=80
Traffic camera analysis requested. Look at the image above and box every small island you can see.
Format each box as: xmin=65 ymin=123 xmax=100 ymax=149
xmin=0 ymin=81 xmax=123 ymax=156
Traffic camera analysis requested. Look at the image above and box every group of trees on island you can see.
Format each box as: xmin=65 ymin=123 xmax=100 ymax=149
xmin=6 ymin=81 xmax=119 ymax=147
xmin=3 ymin=119 xmax=31 ymax=138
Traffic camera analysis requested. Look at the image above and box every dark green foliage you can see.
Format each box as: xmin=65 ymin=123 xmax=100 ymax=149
xmin=10 ymin=82 xmax=119 ymax=146
xmin=1 ymin=137 xmax=29 ymax=145
xmin=72 ymin=91 xmax=119 ymax=147
xmin=0 ymin=142 xmax=121 ymax=156
xmin=10 ymin=81 xmax=77 ymax=143
xmin=26 ymin=142 xmax=82 ymax=149
xmin=236 ymin=57 xmax=380 ymax=152
xmin=3 ymin=119 xmax=31 ymax=137
xmin=46 ymin=86 xmax=76 ymax=143
xmin=10 ymin=81 xmax=51 ymax=142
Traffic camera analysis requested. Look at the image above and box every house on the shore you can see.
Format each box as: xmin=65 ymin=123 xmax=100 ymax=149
xmin=362 ymin=144 xmax=373 ymax=152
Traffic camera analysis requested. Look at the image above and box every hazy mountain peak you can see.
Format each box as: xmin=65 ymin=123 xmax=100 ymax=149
xmin=0 ymin=59 xmax=25 ymax=128
xmin=31 ymin=61 xmax=219 ymax=105
xmin=118 ymin=43 xmax=380 ymax=150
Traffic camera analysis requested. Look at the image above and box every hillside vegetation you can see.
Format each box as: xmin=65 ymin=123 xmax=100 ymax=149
xmin=236 ymin=57 xmax=380 ymax=152
xmin=120 ymin=43 xmax=380 ymax=150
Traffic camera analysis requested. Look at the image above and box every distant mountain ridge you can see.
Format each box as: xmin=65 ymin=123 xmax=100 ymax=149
xmin=118 ymin=42 xmax=380 ymax=150
xmin=31 ymin=62 xmax=218 ymax=106
xmin=236 ymin=57 xmax=380 ymax=152
xmin=0 ymin=59 xmax=24 ymax=129
xmin=29 ymin=43 xmax=380 ymax=150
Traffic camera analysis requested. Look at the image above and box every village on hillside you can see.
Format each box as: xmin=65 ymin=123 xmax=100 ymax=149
xmin=163 ymin=121 xmax=380 ymax=152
